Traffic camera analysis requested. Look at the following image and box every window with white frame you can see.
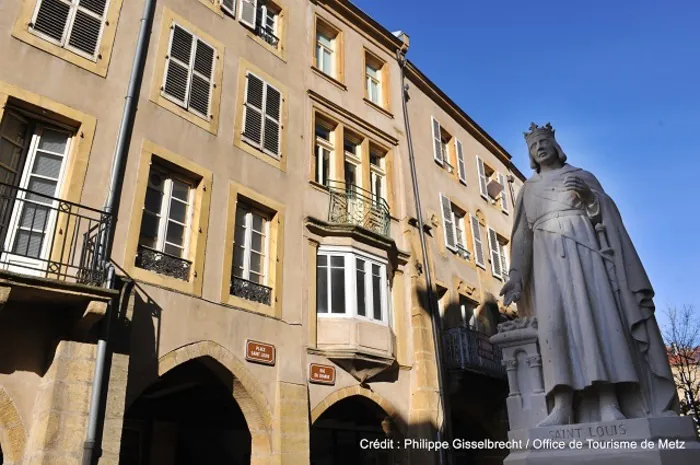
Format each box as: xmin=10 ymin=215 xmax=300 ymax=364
xmin=343 ymin=133 xmax=361 ymax=193
xmin=316 ymin=247 xmax=389 ymax=324
xmin=232 ymin=202 xmax=269 ymax=286
xmin=487 ymin=227 xmax=509 ymax=280
xmin=138 ymin=165 xmax=194 ymax=260
xmin=370 ymin=148 xmax=386 ymax=207
xmin=314 ymin=119 xmax=334 ymax=186
xmin=365 ymin=54 xmax=383 ymax=105
xmin=439 ymin=194 xmax=470 ymax=259
xmin=161 ymin=24 xmax=216 ymax=120
xmin=242 ymin=72 xmax=282 ymax=158
xmin=315 ymin=22 xmax=337 ymax=77
xmin=255 ymin=1 xmax=280 ymax=47
xmin=29 ymin=0 xmax=109 ymax=60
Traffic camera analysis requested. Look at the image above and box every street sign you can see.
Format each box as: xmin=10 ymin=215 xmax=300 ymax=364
xmin=245 ymin=340 xmax=276 ymax=366
xmin=309 ymin=363 xmax=336 ymax=385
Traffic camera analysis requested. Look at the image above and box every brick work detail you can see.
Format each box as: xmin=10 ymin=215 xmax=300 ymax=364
xmin=0 ymin=386 xmax=27 ymax=465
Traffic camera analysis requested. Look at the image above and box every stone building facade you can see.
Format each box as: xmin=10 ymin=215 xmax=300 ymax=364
xmin=0 ymin=0 xmax=524 ymax=464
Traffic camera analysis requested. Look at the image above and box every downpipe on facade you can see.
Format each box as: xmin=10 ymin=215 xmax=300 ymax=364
xmin=396 ymin=47 xmax=452 ymax=465
xmin=82 ymin=0 xmax=158 ymax=463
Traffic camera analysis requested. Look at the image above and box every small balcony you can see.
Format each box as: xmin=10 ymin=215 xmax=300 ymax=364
xmin=0 ymin=182 xmax=111 ymax=286
xmin=230 ymin=276 xmax=272 ymax=305
xmin=444 ymin=326 xmax=506 ymax=379
xmin=327 ymin=180 xmax=390 ymax=237
xmin=136 ymin=245 xmax=192 ymax=282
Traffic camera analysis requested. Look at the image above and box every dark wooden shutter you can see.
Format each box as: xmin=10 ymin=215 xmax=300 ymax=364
xmin=243 ymin=73 xmax=264 ymax=145
xmin=263 ymin=84 xmax=281 ymax=156
xmin=189 ymin=39 xmax=215 ymax=118
xmin=32 ymin=0 xmax=72 ymax=43
xmin=163 ymin=25 xmax=194 ymax=107
xmin=67 ymin=0 xmax=107 ymax=57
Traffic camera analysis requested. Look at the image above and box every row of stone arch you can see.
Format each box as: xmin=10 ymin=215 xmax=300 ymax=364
xmin=0 ymin=340 xmax=404 ymax=464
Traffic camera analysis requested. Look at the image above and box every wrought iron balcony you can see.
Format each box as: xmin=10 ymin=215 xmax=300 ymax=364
xmin=230 ymin=276 xmax=272 ymax=305
xmin=327 ymin=180 xmax=390 ymax=237
xmin=0 ymin=182 xmax=111 ymax=286
xmin=135 ymin=245 xmax=191 ymax=281
xmin=444 ymin=326 xmax=506 ymax=379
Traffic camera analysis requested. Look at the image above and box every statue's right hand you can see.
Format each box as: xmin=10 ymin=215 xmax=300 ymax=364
xmin=500 ymin=277 xmax=522 ymax=306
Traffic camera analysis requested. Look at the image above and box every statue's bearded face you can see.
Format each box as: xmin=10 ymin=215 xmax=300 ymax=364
xmin=529 ymin=135 xmax=558 ymax=166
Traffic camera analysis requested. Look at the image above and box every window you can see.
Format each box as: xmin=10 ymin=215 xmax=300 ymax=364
xmin=455 ymin=139 xmax=467 ymax=184
xmin=487 ymin=228 xmax=509 ymax=280
xmin=431 ymin=117 xmax=455 ymax=174
xmin=370 ymin=148 xmax=386 ymax=207
xmin=315 ymin=20 xmax=339 ymax=78
xmin=136 ymin=165 xmax=194 ymax=280
xmin=344 ymin=132 xmax=361 ymax=193
xmin=29 ymin=0 xmax=109 ymax=60
xmin=498 ymin=172 xmax=510 ymax=213
xmin=242 ymin=72 xmax=282 ymax=158
xmin=317 ymin=247 xmax=388 ymax=324
xmin=255 ymin=1 xmax=280 ymax=47
xmin=477 ymin=156 xmax=505 ymax=205
xmin=314 ymin=118 xmax=335 ymax=186
xmin=365 ymin=53 xmax=384 ymax=105
xmin=231 ymin=202 xmax=270 ymax=300
xmin=460 ymin=296 xmax=477 ymax=328
xmin=439 ymin=194 xmax=470 ymax=259
xmin=161 ymin=24 xmax=216 ymax=120
xmin=470 ymin=215 xmax=485 ymax=268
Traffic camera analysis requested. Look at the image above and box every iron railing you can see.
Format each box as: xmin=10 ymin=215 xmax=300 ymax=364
xmin=230 ymin=276 xmax=272 ymax=305
xmin=0 ymin=182 xmax=111 ymax=285
xmin=255 ymin=5 xmax=280 ymax=47
xmin=444 ymin=326 xmax=506 ymax=378
xmin=327 ymin=180 xmax=390 ymax=237
xmin=135 ymin=245 xmax=192 ymax=281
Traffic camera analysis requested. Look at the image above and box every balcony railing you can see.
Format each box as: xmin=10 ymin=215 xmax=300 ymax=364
xmin=444 ymin=326 xmax=506 ymax=379
xmin=136 ymin=245 xmax=192 ymax=281
xmin=327 ymin=180 xmax=390 ymax=237
xmin=230 ymin=276 xmax=272 ymax=305
xmin=0 ymin=182 xmax=111 ymax=286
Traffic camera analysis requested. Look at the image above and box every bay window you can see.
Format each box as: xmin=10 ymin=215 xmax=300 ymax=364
xmin=316 ymin=247 xmax=388 ymax=324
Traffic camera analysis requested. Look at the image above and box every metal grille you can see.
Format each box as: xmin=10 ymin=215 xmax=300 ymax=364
xmin=443 ymin=326 xmax=506 ymax=378
xmin=230 ymin=276 xmax=272 ymax=305
xmin=135 ymin=244 xmax=191 ymax=281
xmin=327 ymin=180 xmax=390 ymax=237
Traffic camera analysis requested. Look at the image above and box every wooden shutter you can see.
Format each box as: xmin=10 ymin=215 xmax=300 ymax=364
xmin=163 ymin=25 xmax=194 ymax=107
xmin=263 ymin=84 xmax=282 ymax=157
xmin=476 ymin=156 xmax=488 ymax=198
xmin=239 ymin=0 xmax=258 ymax=29
xmin=66 ymin=0 xmax=108 ymax=57
xmin=188 ymin=39 xmax=215 ymax=118
xmin=243 ymin=72 xmax=264 ymax=146
xmin=220 ymin=0 xmax=236 ymax=16
xmin=498 ymin=172 xmax=509 ymax=213
xmin=431 ymin=117 xmax=443 ymax=165
xmin=440 ymin=194 xmax=456 ymax=251
xmin=500 ymin=241 xmax=509 ymax=280
xmin=487 ymin=227 xmax=502 ymax=278
xmin=456 ymin=139 xmax=467 ymax=184
xmin=32 ymin=0 xmax=72 ymax=44
xmin=470 ymin=215 xmax=485 ymax=268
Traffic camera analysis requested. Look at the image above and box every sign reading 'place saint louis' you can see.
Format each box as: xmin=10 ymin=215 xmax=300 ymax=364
xmin=245 ymin=340 xmax=276 ymax=366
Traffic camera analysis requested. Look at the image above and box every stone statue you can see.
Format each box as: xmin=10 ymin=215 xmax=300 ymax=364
xmin=499 ymin=122 xmax=678 ymax=427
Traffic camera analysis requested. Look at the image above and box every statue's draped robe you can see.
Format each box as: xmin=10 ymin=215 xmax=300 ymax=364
xmin=510 ymin=164 xmax=677 ymax=417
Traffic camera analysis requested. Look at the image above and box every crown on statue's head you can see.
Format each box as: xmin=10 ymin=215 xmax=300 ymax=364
xmin=524 ymin=122 xmax=555 ymax=145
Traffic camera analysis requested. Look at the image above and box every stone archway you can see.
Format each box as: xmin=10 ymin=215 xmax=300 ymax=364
xmin=0 ymin=387 xmax=26 ymax=465
xmin=122 ymin=341 xmax=273 ymax=465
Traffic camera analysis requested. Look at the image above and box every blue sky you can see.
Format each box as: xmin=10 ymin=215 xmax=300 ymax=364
xmin=353 ymin=0 xmax=700 ymax=320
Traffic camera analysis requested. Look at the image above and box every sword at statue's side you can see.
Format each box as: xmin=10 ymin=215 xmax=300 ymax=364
xmin=594 ymin=220 xmax=654 ymax=416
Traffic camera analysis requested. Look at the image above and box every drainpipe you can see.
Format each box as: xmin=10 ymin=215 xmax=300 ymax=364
xmin=396 ymin=48 xmax=452 ymax=465
xmin=82 ymin=0 xmax=157 ymax=463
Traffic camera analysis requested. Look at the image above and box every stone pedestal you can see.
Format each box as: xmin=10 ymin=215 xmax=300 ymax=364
xmin=491 ymin=317 xmax=700 ymax=464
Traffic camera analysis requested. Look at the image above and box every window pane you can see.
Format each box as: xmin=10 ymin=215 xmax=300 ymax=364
xmin=166 ymin=221 xmax=185 ymax=246
xmin=317 ymin=258 xmax=328 ymax=313
xmin=249 ymin=251 xmax=263 ymax=274
xmin=252 ymin=213 xmax=265 ymax=232
xmin=233 ymin=245 xmax=245 ymax=277
xmin=163 ymin=243 xmax=182 ymax=257
xmin=317 ymin=33 xmax=332 ymax=49
xmin=330 ymin=256 xmax=344 ymax=267
xmin=251 ymin=231 xmax=264 ymax=253
xmin=315 ymin=124 xmax=331 ymax=141
xmin=26 ymin=177 xmax=58 ymax=203
xmin=171 ymin=179 xmax=189 ymax=201
xmin=330 ymin=266 xmax=345 ymax=313
xmin=356 ymin=258 xmax=366 ymax=317
xmin=248 ymin=271 xmax=263 ymax=284
xmin=144 ymin=187 xmax=163 ymax=214
xmin=139 ymin=212 xmax=159 ymax=243
xmin=322 ymin=50 xmax=332 ymax=74
xmin=37 ymin=129 xmax=68 ymax=154
xmin=169 ymin=199 xmax=187 ymax=223
xmin=32 ymin=152 xmax=63 ymax=179
xmin=372 ymin=264 xmax=382 ymax=321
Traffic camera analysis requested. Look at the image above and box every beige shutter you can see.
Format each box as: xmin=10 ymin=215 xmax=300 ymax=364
xmin=470 ymin=215 xmax=485 ymax=268
xmin=239 ymin=0 xmax=258 ymax=29
xmin=263 ymin=84 xmax=282 ymax=157
xmin=487 ymin=227 xmax=502 ymax=278
xmin=440 ymin=194 xmax=456 ymax=251
xmin=476 ymin=156 xmax=488 ymax=198
xmin=431 ymin=117 xmax=443 ymax=165
xmin=243 ymin=72 xmax=264 ymax=146
xmin=498 ymin=172 xmax=509 ymax=213
xmin=188 ymin=39 xmax=215 ymax=118
xmin=220 ymin=0 xmax=236 ymax=16
xmin=456 ymin=139 xmax=467 ymax=184
xmin=500 ymin=241 xmax=509 ymax=280
xmin=163 ymin=25 xmax=194 ymax=107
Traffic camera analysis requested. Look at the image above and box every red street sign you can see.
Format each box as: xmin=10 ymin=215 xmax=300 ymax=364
xmin=309 ymin=363 xmax=336 ymax=385
xmin=245 ymin=340 xmax=276 ymax=366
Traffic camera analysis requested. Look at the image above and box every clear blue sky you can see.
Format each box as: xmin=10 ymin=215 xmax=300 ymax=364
xmin=353 ymin=0 xmax=700 ymax=319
